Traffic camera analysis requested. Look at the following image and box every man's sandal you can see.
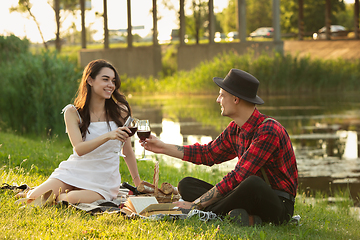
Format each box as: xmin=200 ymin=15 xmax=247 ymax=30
xmin=228 ymin=208 xmax=262 ymax=227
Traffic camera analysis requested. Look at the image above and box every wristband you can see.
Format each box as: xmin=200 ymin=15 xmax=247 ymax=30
xmin=193 ymin=198 xmax=203 ymax=210
xmin=132 ymin=175 xmax=139 ymax=181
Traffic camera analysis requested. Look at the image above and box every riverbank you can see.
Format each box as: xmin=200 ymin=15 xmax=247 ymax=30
xmin=2 ymin=35 xmax=360 ymax=138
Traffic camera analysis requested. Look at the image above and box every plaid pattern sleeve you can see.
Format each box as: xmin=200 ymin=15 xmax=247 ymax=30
xmin=183 ymin=108 xmax=298 ymax=197
xmin=182 ymin=123 xmax=239 ymax=166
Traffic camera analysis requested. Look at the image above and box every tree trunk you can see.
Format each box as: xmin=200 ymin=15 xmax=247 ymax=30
xmin=127 ymin=0 xmax=133 ymax=47
xmin=80 ymin=0 xmax=86 ymax=49
xmin=54 ymin=0 xmax=61 ymax=52
xmin=355 ymin=0 xmax=359 ymax=39
xmin=325 ymin=0 xmax=331 ymax=40
xmin=152 ymin=0 xmax=158 ymax=46
xmin=298 ymin=0 xmax=304 ymax=40
xmin=179 ymin=0 xmax=185 ymax=45
xmin=103 ymin=0 xmax=109 ymax=49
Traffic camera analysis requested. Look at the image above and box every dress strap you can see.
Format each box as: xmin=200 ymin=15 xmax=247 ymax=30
xmin=61 ymin=104 xmax=82 ymax=124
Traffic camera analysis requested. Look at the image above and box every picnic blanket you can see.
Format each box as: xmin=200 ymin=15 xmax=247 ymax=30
xmin=61 ymin=186 xmax=129 ymax=215
xmin=3 ymin=182 xmax=300 ymax=224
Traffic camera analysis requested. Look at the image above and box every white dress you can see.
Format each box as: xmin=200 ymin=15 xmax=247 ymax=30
xmin=49 ymin=104 xmax=121 ymax=200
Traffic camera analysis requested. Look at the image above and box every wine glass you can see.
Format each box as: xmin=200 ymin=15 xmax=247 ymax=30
xmin=116 ymin=117 xmax=137 ymax=157
xmin=137 ymin=120 xmax=152 ymax=161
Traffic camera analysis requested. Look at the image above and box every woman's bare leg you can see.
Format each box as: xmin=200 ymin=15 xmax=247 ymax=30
xmin=27 ymin=178 xmax=77 ymax=200
xmin=26 ymin=178 xmax=104 ymax=204
xmin=58 ymin=190 xmax=104 ymax=204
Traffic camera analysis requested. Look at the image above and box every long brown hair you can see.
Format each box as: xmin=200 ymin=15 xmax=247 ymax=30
xmin=73 ymin=59 xmax=131 ymax=138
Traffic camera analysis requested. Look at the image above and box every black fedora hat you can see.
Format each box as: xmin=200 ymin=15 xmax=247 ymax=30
xmin=213 ymin=69 xmax=264 ymax=105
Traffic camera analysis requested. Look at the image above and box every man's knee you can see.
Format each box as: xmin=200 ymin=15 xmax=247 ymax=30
xmin=239 ymin=175 xmax=270 ymax=192
xmin=178 ymin=177 xmax=195 ymax=192
xmin=245 ymin=175 xmax=267 ymax=185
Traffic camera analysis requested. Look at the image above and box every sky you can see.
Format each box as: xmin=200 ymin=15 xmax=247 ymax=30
xmin=0 ymin=0 xmax=355 ymax=43
xmin=0 ymin=0 xmax=229 ymax=43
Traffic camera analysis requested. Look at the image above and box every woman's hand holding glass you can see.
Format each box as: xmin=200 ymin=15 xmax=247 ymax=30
xmin=115 ymin=117 xmax=138 ymax=157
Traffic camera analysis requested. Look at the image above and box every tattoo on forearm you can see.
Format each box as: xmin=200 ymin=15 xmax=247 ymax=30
xmin=175 ymin=145 xmax=184 ymax=152
xmin=201 ymin=187 xmax=222 ymax=204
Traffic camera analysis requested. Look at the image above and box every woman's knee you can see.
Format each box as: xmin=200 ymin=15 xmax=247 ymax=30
xmin=58 ymin=190 xmax=104 ymax=204
xmin=27 ymin=178 xmax=72 ymax=199
xmin=58 ymin=192 xmax=79 ymax=203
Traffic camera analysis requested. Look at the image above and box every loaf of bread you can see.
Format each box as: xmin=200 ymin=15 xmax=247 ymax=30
xmin=137 ymin=181 xmax=155 ymax=194
xmin=160 ymin=182 xmax=179 ymax=195
xmin=136 ymin=161 xmax=180 ymax=202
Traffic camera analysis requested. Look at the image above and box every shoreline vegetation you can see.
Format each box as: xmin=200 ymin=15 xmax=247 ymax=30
xmin=1 ymin=35 xmax=360 ymax=137
xmin=1 ymin=35 xmax=360 ymax=239
xmin=1 ymin=131 xmax=360 ymax=239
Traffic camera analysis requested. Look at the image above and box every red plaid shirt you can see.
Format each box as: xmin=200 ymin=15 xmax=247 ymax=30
xmin=183 ymin=108 xmax=298 ymax=197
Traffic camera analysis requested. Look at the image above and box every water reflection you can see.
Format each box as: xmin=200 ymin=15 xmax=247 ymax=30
xmin=129 ymin=92 xmax=360 ymax=200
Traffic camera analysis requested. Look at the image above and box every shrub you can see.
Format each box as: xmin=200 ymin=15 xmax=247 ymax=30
xmin=121 ymin=50 xmax=360 ymax=96
xmin=0 ymin=35 xmax=30 ymax=61
xmin=0 ymin=50 xmax=81 ymax=136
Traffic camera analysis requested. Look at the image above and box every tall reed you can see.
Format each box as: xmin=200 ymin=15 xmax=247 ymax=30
xmin=2 ymin=36 xmax=360 ymax=138
xmin=122 ymin=50 xmax=360 ymax=95
xmin=0 ymin=51 xmax=81 ymax=136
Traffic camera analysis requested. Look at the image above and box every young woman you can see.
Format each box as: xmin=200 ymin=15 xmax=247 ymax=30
xmin=22 ymin=59 xmax=141 ymax=204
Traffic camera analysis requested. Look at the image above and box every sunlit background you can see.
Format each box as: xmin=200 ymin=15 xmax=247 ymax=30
xmin=0 ymin=0 xmax=230 ymax=43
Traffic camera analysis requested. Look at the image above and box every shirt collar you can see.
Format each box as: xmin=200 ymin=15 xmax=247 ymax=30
xmin=240 ymin=108 xmax=263 ymax=136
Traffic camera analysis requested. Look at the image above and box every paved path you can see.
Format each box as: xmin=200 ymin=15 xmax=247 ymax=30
xmin=284 ymin=40 xmax=360 ymax=60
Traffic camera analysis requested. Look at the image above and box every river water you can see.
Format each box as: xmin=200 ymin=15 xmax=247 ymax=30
xmin=129 ymin=92 xmax=360 ymax=201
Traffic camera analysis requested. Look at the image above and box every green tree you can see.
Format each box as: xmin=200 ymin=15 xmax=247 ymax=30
xmin=217 ymin=0 xmax=237 ymax=34
xmin=303 ymin=0 xmax=345 ymax=33
xmin=160 ymin=0 xmax=210 ymax=43
xmin=218 ymin=0 xmax=273 ymax=35
xmin=280 ymin=0 xmax=298 ymax=34
xmin=281 ymin=0 xmax=346 ymax=35
xmin=51 ymin=0 xmax=79 ymax=52
xmin=219 ymin=0 xmax=347 ymax=36
xmin=10 ymin=0 xmax=48 ymax=49
xmin=214 ymin=13 xmax=224 ymax=33
xmin=333 ymin=2 xmax=355 ymax=30
xmin=186 ymin=0 xmax=208 ymax=44
xmin=10 ymin=0 xmax=79 ymax=51
xmin=247 ymin=0 xmax=273 ymax=32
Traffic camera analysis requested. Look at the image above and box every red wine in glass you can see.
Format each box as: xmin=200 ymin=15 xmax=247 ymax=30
xmin=137 ymin=130 xmax=151 ymax=140
xmin=116 ymin=116 xmax=135 ymax=157
xmin=137 ymin=120 xmax=151 ymax=160
xmin=128 ymin=127 xmax=138 ymax=137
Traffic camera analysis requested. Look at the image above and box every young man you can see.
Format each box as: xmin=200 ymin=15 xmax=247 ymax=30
xmin=142 ymin=69 xmax=298 ymax=226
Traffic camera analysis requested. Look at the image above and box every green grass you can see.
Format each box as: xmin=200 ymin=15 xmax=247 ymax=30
xmin=1 ymin=131 xmax=360 ymax=239
xmin=2 ymin=38 xmax=360 ymax=238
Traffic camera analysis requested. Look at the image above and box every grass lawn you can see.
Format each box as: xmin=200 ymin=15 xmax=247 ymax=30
xmin=1 ymin=132 xmax=359 ymax=239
